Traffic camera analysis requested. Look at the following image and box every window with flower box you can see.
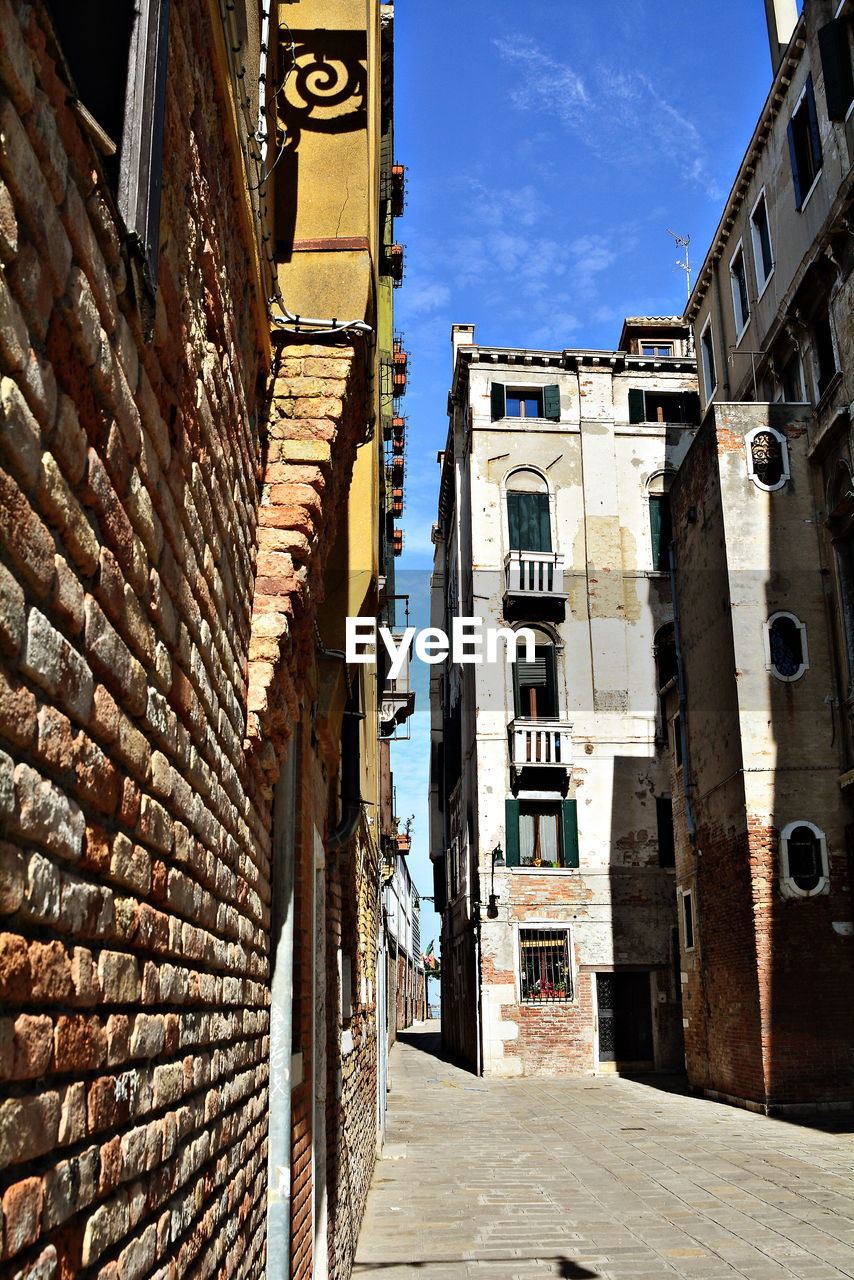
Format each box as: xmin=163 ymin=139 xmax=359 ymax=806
xmin=518 ymin=927 xmax=573 ymax=1003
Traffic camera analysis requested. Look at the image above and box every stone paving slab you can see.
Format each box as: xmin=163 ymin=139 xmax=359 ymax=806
xmin=353 ymin=1023 xmax=854 ymax=1280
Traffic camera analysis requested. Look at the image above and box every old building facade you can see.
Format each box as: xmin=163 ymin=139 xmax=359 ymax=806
xmin=668 ymin=0 xmax=854 ymax=1112
xmin=0 ymin=1 xmax=411 ymax=1278
xmin=429 ymin=320 xmax=698 ymax=1077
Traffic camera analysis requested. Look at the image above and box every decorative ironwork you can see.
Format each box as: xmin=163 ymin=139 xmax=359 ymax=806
xmin=519 ymin=929 xmax=572 ymax=1002
xmin=751 ymin=431 xmax=785 ymax=488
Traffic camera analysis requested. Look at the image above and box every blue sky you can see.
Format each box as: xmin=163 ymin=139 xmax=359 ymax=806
xmin=389 ymin=0 xmax=782 ymax=955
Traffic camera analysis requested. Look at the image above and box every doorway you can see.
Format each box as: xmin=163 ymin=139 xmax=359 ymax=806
xmin=596 ymin=972 xmax=654 ymax=1070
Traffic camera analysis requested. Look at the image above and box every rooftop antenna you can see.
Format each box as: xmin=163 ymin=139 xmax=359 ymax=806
xmin=667 ymin=229 xmax=692 ymax=299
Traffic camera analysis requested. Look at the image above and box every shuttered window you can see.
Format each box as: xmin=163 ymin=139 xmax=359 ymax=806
xmin=491 ymin=384 xmax=560 ymax=421
xmin=507 ymin=492 xmax=552 ymax=552
xmin=787 ymin=75 xmax=822 ymax=210
xmin=629 ymin=389 xmax=700 ymax=425
xmin=514 ymin=644 xmax=557 ymax=717
xmin=818 ymin=20 xmax=854 ymax=122
xmin=656 ymin=797 xmax=675 ymax=868
xmin=649 ymin=494 xmax=672 ymax=572
xmin=504 ymin=798 xmax=579 ymax=868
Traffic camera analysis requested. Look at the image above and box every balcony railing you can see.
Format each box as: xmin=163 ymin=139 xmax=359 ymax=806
xmin=505 ymin=551 xmax=565 ymax=596
xmin=510 ymin=718 xmax=572 ymax=767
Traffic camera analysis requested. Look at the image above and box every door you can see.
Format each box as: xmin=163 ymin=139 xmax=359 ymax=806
xmin=596 ymin=972 xmax=654 ymax=1068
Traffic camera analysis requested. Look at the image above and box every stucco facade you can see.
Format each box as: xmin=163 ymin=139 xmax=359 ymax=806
xmin=430 ymin=321 xmax=697 ymax=1078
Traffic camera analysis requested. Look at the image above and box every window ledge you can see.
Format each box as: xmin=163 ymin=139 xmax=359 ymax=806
xmin=510 ymin=866 xmax=580 ymax=875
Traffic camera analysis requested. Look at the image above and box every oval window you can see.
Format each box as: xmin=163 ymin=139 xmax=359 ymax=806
xmin=785 ymin=825 xmax=823 ymax=893
xmin=769 ymin=615 xmax=804 ymax=678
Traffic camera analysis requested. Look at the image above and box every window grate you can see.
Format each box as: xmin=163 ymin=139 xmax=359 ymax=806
xmin=519 ymin=928 xmax=572 ymax=1002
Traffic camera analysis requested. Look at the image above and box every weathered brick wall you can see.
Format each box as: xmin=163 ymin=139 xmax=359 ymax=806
xmin=0 ymin=4 xmax=275 ymax=1276
xmin=0 ymin=5 xmax=383 ymax=1279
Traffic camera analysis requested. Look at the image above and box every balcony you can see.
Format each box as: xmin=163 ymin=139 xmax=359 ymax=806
xmin=504 ymin=551 xmax=567 ymax=620
xmin=509 ymin=718 xmax=572 ymax=770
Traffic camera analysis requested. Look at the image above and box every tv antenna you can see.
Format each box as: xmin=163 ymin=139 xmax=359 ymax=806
xmin=667 ymin=229 xmax=692 ymax=299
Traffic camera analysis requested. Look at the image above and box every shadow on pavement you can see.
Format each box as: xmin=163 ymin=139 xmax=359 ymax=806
xmin=394 ymin=1023 xmax=480 ymax=1077
xmin=354 ymin=1257 xmax=599 ymax=1277
xmin=624 ymin=1072 xmax=854 ymax=1136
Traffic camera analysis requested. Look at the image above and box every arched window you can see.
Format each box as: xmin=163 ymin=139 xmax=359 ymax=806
xmin=505 ymin=470 xmax=552 ymax=553
xmin=513 ymin=626 xmax=558 ymax=719
xmin=780 ymin=821 xmax=829 ymax=897
xmin=745 ymin=426 xmax=790 ymax=492
xmin=764 ymin=612 xmax=809 ymax=681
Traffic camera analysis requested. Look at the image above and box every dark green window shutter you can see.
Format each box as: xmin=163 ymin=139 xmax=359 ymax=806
xmin=787 ymin=119 xmax=803 ymax=209
xmin=561 ymin=799 xmax=579 ymax=868
xmin=543 ymin=384 xmax=560 ymax=420
xmin=507 ymin=492 xmax=552 ymax=552
xmin=491 ymin=382 xmax=506 ymax=420
xmin=649 ymin=495 xmax=672 ymax=571
xmin=805 ymin=75 xmax=822 ymax=176
xmin=819 ymin=21 xmax=854 ymax=121
xmin=505 ymin=799 xmax=520 ymax=867
xmin=628 ymin=388 xmax=646 ymax=424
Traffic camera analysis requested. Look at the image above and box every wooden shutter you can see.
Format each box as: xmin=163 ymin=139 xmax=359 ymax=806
xmin=805 ymin=75 xmax=822 ymax=178
xmin=119 ymin=0 xmax=171 ymax=287
xmin=787 ymin=119 xmax=803 ymax=210
xmin=561 ymin=799 xmax=579 ymax=868
xmin=507 ymin=492 xmax=552 ymax=552
xmin=491 ymin=383 xmax=506 ymax=420
xmin=515 ymin=655 xmax=549 ymax=686
xmin=505 ymin=799 xmax=520 ymax=867
xmin=649 ymin=495 xmax=663 ymax=570
xmin=819 ymin=21 xmax=854 ymax=121
xmin=543 ymin=384 xmax=560 ymax=420
xmin=628 ymin=388 xmax=646 ymax=424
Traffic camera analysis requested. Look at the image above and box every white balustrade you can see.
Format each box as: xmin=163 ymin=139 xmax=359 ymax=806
xmin=510 ymin=719 xmax=572 ymax=767
xmin=505 ymin=551 xmax=565 ymax=595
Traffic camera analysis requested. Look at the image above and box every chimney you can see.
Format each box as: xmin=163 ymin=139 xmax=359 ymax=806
xmin=451 ymin=323 xmax=476 ymax=371
xmin=764 ymin=0 xmax=799 ymax=74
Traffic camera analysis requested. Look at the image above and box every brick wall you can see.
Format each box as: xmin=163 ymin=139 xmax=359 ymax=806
xmin=0 ymin=4 xmax=383 ymax=1277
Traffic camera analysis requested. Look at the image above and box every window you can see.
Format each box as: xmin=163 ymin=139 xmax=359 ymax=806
xmin=628 ymin=389 xmax=700 ymax=425
xmin=513 ymin=631 xmax=558 ymax=718
xmin=519 ymin=927 xmax=573 ymax=1002
xmin=506 ymin=470 xmax=552 ymax=552
xmin=681 ymin=889 xmax=695 ymax=950
xmin=657 ymin=797 xmax=675 ymax=868
xmin=648 ymin=494 xmax=672 ymax=572
xmin=765 ymin=612 xmax=809 ymax=681
xmin=729 ymin=242 xmax=750 ymax=336
xmin=750 ymin=191 xmax=774 ymax=292
xmin=491 ymin=383 xmax=560 ymax=421
xmin=780 ymin=352 xmax=806 ymax=403
xmin=44 ymin=0 xmax=171 ymax=285
xmin=654 ymin=622 xmax=677 ymax=692
xmin=505 ymin=798 xmax=579 ymax=868
xmin=780 ymin=821 xmax=829 ymax=897
xmin=818 ymin=19 xmax=854 ymax=121
xmin=745 ymin=426 xmax=790 ymax=492
xmin=641 ymin=343 xmax=674 ymax=357
xmin=813 ymin=308 xmax=839 ymax=399
xmin=787 ymin=75 xmax=823 ymax=210
xmin=672 ymin=712 xmax=683 ymax=767
xmin=700 ymin=320 xmax=717 ymax=401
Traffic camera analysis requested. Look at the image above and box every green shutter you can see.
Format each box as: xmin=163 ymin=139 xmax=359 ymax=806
xmin=628 ymin=388 xmax=646 ymax=424
xmin=649 ymin=495 xmax=663 ymax=571
xmin=507 ymin=492 xmax=552 ymax=552
xmin=491 ymin=382 xmax=506 ymax=420
xmin=561 ymin=799 xmax=579 ymax=868
xmin=787 ymin=119 xmax=803 ymax=210
xmin=543 ymin=384 xmax=560 ymax=420
xmin=805 ymin=74 xmax=822 ymax=176
xmin=505 ymin=799 xmax=520 ymax=867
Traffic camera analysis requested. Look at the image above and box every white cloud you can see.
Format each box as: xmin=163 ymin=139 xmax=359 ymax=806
xmin=493 ymin=37 xmax=723 ymax=201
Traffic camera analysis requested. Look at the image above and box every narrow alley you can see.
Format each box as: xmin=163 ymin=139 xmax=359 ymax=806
xmin=354 ymin=1025 xmax=854 ymax=1280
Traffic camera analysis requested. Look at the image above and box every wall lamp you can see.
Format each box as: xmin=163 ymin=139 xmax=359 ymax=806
xmin=486 ymin=844 xmax=505 ymax=919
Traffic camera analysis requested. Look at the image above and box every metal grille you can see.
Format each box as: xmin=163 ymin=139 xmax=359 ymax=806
xmin=519 ymin=929 xmax=572 ymax=1002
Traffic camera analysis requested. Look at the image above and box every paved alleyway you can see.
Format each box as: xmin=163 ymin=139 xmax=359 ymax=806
xmin=354 ymin=1023 xmax=854 ymax=1280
